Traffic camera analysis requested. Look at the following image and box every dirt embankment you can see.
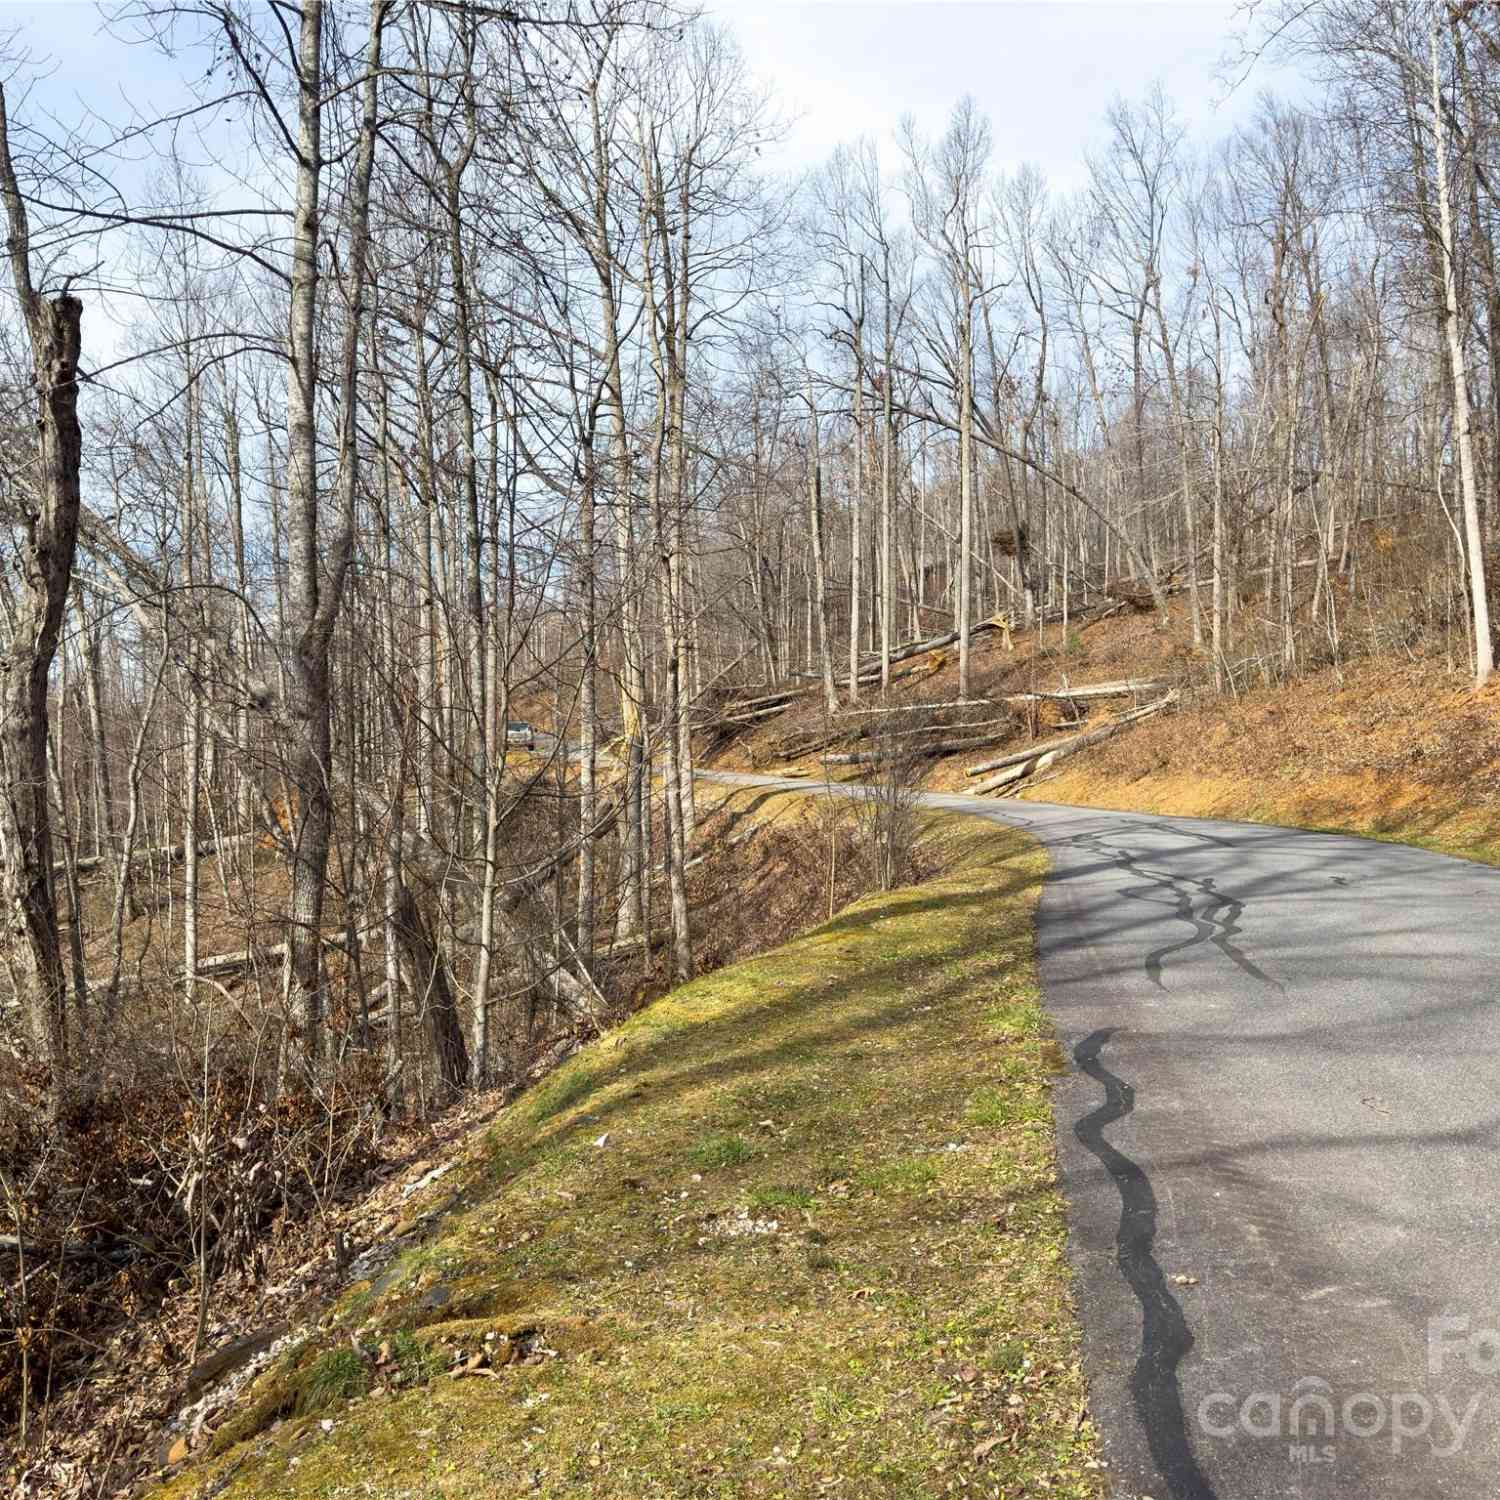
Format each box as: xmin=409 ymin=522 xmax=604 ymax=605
xmin=705 ymin=606 xmax=1500 ymax=867
xmin=1020 ymin=657 xmax=1500 ymax=865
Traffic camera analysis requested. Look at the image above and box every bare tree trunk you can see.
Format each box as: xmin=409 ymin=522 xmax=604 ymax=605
xmin=0 ymin=85 xmax=84 ymax=1113
xmin=1432 ymin=15 xmax=1493 ymax=685
xmin=388 ymin=852 xmax=469 ymax=1097
xmin=849 ymin=292 xmax=865 ymax=701
xmin=283 ymin=0 xmax=386 ymax=1064
xmin=281 ymin=0 xmax=332 ymax=1067
xmin=182 ymin=375 xmax=202 ymax=995
xmin=576 ymin=422 xmax=598 ymax=964
xmin=958 ymin=307 xmax=974 ymax=697
xmin=881 ymin=334 xmax=895 ymax=691
xmin=806 ymin=373 xmax=838 ymax=715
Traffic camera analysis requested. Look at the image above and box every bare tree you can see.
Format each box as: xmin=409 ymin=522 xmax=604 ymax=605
xmin=0 ymin=82 xmax=84 ymax=1113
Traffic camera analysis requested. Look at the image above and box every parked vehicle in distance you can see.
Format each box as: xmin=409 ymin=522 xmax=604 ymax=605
xmin=505 ymin=721 xmax=536 ymax=748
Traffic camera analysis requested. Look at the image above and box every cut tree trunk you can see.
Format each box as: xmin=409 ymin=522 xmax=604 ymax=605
xmin=1002 ymin=679 xmax=1165 ymax=704
xmin=968 ymin=694 xmax=1178 ymax=794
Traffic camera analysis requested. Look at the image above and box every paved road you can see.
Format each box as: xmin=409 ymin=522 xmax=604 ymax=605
xmin=699 ymin=771 xmax=1500 ymax=1499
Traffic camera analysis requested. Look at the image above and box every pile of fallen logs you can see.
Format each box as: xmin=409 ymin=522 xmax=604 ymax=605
xmin=696 ymin=603 xmax=1181 ymax=794
xmin=816 ymin=679 xmax=1176 ymax=776
xmin=703 ymin=617 xmax=1013 ymax=734
xmin=966 ymin=691 xmax=1178 ymax=795
xmin=819 ymin=709 xmax=1018 ymax=766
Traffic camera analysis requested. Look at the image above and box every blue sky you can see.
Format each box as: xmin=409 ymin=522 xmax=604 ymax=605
xmin=0 ymin=0 xmax=1304 ymax=366
xmin=2 ymin=1 xmax=1301 ymax=190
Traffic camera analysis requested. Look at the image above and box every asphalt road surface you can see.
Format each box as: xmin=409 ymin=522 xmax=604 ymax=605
xmin=699 ymin=771 xmax=1500 ymax=1499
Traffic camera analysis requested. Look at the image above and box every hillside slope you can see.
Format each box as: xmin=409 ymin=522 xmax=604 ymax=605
xmin=148 ymin=813 xmax=1102 ymax=1500
xmin=1019 ymin=654 xmax=1500 ymax=863
xmin=709 ymin=604 xmax=1500 ymax=869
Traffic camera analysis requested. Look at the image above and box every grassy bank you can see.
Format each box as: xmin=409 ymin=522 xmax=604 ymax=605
xmin=151 ymin=813 xmax=1103 ymax=1500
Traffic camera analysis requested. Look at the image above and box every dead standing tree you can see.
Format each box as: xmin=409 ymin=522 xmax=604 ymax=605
xmin=0 ymin=84 xmax=84 ymax=1112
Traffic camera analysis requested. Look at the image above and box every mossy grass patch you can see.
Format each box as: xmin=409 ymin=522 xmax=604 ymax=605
xmin=151 ymin=811 xmax=1103 ymax=1500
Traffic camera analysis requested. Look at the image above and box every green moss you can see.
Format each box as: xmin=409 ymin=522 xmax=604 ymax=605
xmin=688 ymin=1131 xmax=754 ymax=1170
xmin=149 ymin=807 xmax=1103 ymax=1500
xmin=746 ymin=1182 xmax=815 ymax=1211
xmin=856 ymin=1155 xmax=940 ymax=1193
xmin=528 ymin=1065 xmax=600 ymax=1123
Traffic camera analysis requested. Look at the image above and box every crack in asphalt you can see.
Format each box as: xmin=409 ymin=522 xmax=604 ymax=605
xmin=1067 ymin=829 xmax=1285 ymax=993
xmin=1074 ymin=1028 xmax=1218 ymax=1500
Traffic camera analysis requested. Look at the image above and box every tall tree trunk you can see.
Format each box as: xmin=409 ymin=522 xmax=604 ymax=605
xmin=958 ymin=301 xmax=974 ymax=697
xmin=281 ymin=0 xmax=332 ymax=1067
xmin=283 ymin=0 xmax=386 ymax=1064
xmin=181 ymin=351 xmax=201 ymax=993
xmin=881 ymin=254 xmax=895 ymax=690
xmin=806 ymin=373 xmax=838 ymax=715
xmin=0 ymin=85 xmax=84 ymax=1113
xmin=576 ymin=411 xmax=599 ymax=966
xmin=849 ymin=294 xmax=865 ymax=700
xmin=1432 ymin=15 xmax=1493 ymax=684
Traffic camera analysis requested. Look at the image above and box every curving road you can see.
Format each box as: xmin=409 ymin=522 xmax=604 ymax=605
xmin=699 ymin=771 xmax=1500 ymax=1499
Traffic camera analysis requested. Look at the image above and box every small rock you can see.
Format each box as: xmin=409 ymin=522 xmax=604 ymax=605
xmin=401 ymin=1163 xmax=452 ymax=1200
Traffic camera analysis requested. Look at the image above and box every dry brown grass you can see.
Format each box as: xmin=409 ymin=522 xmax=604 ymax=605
xmin=703 ymin=584 xmax=1500 ymax=868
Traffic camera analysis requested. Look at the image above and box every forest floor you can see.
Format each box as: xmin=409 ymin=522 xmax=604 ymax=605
xmin=140 ymin=806 xmax=1103 ymax=1500
xmin=707 ymin=601 xmax=1500 ymax=869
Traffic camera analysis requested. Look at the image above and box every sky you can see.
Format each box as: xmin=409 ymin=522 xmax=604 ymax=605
xmin=713 ymin=0 xmax=1302 ymax=187
xmin=0 ymin=1 xmax=1304 ymax=192
xmin=0 ymin=0 xmax=1307 ymax=372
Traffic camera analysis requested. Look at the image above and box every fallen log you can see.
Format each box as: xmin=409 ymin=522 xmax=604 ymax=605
xmin=966 ymin=727 xmax=1108 ymax=778
xmin=191 ymin=931 xmax=350 ymax=982
xmin=855 ymin=615 xmax=1006 ymax=670
xmin=719 ymin=686 xmax=805 ymax=715
xmin=714 ymin=634 xmax=1008 ymax=748
xmin=969 ymin=694 xmax=1178 ymax=795
xmin=1003 ymin=678 xmax=1166 ymax=705
xmin=0 ymin=1233 xmax=111 ymax=1261
xmin=58 ymin=831 xmax=256 ymax=880
xmin=195 ymin=943 xmax=286 ymax=979
xmin=838 ymin=699 xmax=993 ymax=715
xmin=1104 ymin=581 xmax=1157 ymax=612
xmin=709 ymin=702 xmax=802 ymax=729
xmin=881 ymin=713 xmax=1013 ymax=738
xmin=723 ymin=618 xmax=1006 ymax=720
xmin=793 ymin=711 xmax=1014 ymax=758
xmin=823 ymin=729 xmax=1014 ymax=766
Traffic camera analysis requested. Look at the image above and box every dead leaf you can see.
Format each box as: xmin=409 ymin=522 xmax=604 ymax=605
xmin=972 ymin=1436 xmax=1002 ymax=1462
